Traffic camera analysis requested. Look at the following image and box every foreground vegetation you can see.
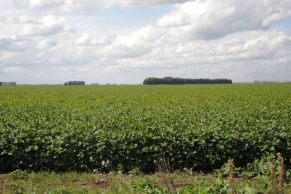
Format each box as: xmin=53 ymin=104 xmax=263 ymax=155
xmin=1 ymin=157 xmax=290 ymax=194
xmin=0 ymin=85 xmax=290 ymax=172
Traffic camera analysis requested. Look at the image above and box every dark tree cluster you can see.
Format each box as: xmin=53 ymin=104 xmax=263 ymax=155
xmin=0 ymin=82 xmax=17 ymax=86
xmin=143 ymin=77 xmax=232 ymax=85
xmin=64 ymin=81 xmax=85 ymax=86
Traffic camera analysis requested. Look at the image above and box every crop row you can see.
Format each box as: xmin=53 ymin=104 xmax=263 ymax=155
xmin=0 ymin=85 xmax=290 ymax=172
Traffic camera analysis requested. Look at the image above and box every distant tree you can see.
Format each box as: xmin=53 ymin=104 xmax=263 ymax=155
xmin=64 ymin=81 xmax=85 ymax=85
xmin=143 ymin=77 xmax=232 ymax=85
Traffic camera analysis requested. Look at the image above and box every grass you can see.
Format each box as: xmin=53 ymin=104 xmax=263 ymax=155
xmin=1 ymin=172 xmax=105 ymax=193
xmin=0 ymin=171 xmax=290 ymax=193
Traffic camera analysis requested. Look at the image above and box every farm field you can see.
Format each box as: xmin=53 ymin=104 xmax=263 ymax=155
xmin=0 ymin=84 xmax=290 ymax=174
xmin=0 ymin=84 xmax=291 ymax=193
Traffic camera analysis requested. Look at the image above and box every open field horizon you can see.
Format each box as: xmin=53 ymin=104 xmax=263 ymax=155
xmin=0 ymin=84 xmax=291 ymax=193
xmin=1 ymin=0 xmax=291 ymax=193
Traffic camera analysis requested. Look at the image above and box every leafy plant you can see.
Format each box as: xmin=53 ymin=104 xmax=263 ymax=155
xmin=132 ymin=179 xmax=165 ymax=194
xmin=0 ymin=85 xmax=290 ymax=172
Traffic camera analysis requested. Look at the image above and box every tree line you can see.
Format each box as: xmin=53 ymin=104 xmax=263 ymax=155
xmin=143 ymin=77 xmax=232 ymax=85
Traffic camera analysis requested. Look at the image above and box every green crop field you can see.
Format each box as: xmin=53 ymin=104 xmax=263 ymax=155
xmin=0 ymin=84 xmax=290 ymax=173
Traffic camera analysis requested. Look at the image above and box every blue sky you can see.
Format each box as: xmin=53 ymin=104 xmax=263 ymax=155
xmin=273 ymin=18 xmax=291 ymax=35
xmin=0 ymin=0 xmax=291 ymax=84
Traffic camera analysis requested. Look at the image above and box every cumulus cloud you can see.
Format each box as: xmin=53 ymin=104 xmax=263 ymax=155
xmin=96 ymin=0 xmax=291 ymax=59
xmin=0 ymin=52 xmax=16 ymax=62
xmin=156 ymin=0 xmax=291 ymax=40
xmin=105 ymin=0 xmax=189 ymax=6
xmin=14 ymin=15 xmax=38 ymax=23
xmin=2 ymin=30 xmax=291 ymax=83
xmin=17 ymin=15 xmax=74 ymax=36
xmin=75 ymin=33 xmax=111 ymax=46
xmin=3 ymin=0 xmax=291 ymax=83
xmin=103 ymin=30 xmax=291 ymax=71
xmin=14 ymin=0 xmax=106 ymax=12
xmin=26 ymin=0 xmax=63 ymax=9
xmin=14 ymin=0 xmax=189 ymax=12
xmin=1 ymin=66 xmax=22 ymax=73
xmin=36 ymin=39 xmax=58 ymax=49
xmin=0 ymin=35 xmax=31 ymax=51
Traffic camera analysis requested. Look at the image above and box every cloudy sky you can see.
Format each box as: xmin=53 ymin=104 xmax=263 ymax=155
xmin=0 ymin=0 xmax=291 ymax=84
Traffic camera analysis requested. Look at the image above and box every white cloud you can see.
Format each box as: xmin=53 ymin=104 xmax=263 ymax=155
xmin=104 ymin=30 xmax=291 ymax=70
xmin=15 ymin=15 xmax=38 ymax=23
xmin=0 ymin=35 xmax=31 ymax=51
xmin=156 ymin=0 xmax=291 ymax=40
xmin=98 ymin=0 xmax=291 ymax=59
xmin=27 ymin=0 xmax=63 ymax=9
xmin=0 ymin=51 xmax=16 ymax=62
xmin=1 ymin=66 xmax=22 ymax=73
xmin=14 ymin=0 xmax=188 ymax=12
xmin=36 ymin=39 xmax=57 ymax=49
xmin=2 ymin=29 xmax=291 ymax=84
xmin=18 ymin=15 xmax=73 ymax=36
xmin=105 ymin=0 xmax=189 ymax=6
xmin=3 ymin=0 xmax=291 ymax=84
xmin=14 ymin=0 xmax=106 ymax=12
xmin=75 ymin=33 xmax=111 ymax=46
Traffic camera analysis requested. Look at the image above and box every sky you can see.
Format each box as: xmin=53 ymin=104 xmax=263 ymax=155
xmin=0 ymin=0 xmax=291 ymax=84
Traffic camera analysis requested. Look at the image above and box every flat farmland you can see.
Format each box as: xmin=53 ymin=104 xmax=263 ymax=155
xmin=0 ymin=84 xmax=290 ymax=172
